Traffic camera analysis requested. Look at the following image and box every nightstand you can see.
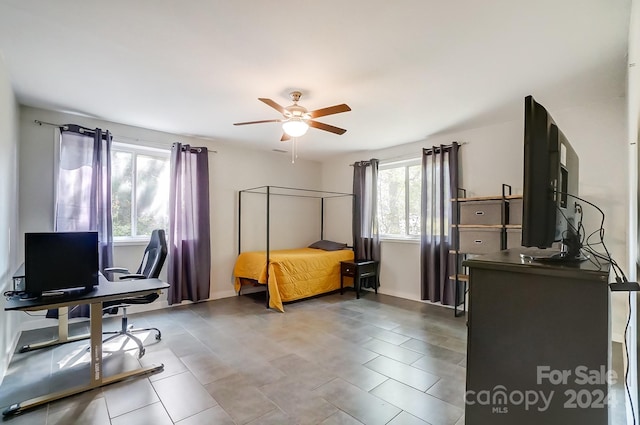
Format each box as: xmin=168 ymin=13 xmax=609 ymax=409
xmin=340 ymin=260 xmax=379 ymax=299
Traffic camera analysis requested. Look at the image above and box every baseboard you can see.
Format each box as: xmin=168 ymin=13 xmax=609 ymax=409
xmin=210 ymin=289 xmax=238 ymax=300
xmin=375 ymin=287 xmax=421 ymax=302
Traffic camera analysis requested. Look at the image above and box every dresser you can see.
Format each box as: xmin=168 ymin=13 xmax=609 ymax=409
xmin=464 ymin=249 xmax=610 ymax=425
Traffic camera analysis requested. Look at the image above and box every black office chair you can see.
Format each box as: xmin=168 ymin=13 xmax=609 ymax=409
xmin=102 ymin=229 xmax=168 ymax=358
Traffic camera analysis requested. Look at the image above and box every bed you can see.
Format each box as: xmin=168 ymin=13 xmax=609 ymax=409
xmin=234 ymin=246 xmax=354 ymax=312
xmin=235 ymin=186 xmax=354 ymax=312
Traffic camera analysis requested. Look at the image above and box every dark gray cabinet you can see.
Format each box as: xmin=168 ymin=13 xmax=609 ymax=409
xmin=464 ymin=249 xmax=610 ymax=425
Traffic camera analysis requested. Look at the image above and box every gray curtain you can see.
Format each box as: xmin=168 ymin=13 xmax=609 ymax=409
xmin=49 ymin=124 xmax=113 ymax=318
xmin=420 ymin=143 xmax=459 ymax=304
xmin=55 ymin=125 xmax=114 ymax=270
xmin=167 ymin=143 xmax=211 ymax=305
xmin=352 ymin=159 xmax=380 ymax=268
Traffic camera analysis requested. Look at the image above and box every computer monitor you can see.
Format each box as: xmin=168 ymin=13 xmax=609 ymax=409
xmin=24 ymin=231 xmax=99 ymax=296
xmin=521 ymin=95 xmax=582 ymax=261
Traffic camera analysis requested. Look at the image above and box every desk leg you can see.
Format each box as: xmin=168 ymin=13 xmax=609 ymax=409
xmin=19 ymin=307 xmax=91 ymax=353
xmin=59 ymin=306 xmax=69 ymax=340
xmin=90 ymin=302 xmax=102 ymax=385
xmin=2 ymin=363 xmax=164 ymax=416
xmin=2 ymin=302 xmax=164 ymax=417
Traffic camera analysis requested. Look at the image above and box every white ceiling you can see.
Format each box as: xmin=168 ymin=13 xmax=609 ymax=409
xmin=0 ymin=0 xmax=631 ymax=160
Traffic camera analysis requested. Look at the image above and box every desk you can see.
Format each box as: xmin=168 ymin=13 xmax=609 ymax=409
xmin=2 ymin=278 xmax=169 ymax=416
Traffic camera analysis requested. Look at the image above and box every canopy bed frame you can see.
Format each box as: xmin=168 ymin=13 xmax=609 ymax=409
xmin=236 ymin=185 xmax=354 ymax=311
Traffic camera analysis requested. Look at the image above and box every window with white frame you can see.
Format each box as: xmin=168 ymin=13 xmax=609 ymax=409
xmin=377 ymin=158 xmax=421 ymax=239
xmin=111 ymin=142 xmax=170 ymax=240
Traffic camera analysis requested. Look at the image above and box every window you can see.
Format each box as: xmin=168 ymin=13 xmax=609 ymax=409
xmin=377 ymin=158 xmax=421 ymax=239
xmin=111 ymin=142 xmax=170 ymax=240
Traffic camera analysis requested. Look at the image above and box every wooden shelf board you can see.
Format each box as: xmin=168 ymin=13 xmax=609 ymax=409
xmin=452 ymin=196 xmax=503 ymax=202
xmin=452 ymin=194 xmax=523 ymax=202
xmin=453 ymin=224 xmax=505 ymax=229
xmin=449 ymin=274 xmax=469 ymax=281
xmin=505 ymin=224 xmax=522 ymax=229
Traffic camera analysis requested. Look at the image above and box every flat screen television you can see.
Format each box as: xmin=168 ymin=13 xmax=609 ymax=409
xmin=24 ymin=231 xmax=99 ymax=296
xmin=521 ymin=95 xmax=582 ymax=261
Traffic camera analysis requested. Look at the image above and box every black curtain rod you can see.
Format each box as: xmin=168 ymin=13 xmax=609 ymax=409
xmin=349 ymin=158 xmax=379 ymax=167
xmin=350 ymin=141 xmax=467 ymax=166
xmin=177 ymin=146 xmax=203 ymax=153
xmin=423 ymin=141 xmax=461 ymax=156
xmin=35 ymin=120 xmax=105 ymax=137
xmin=172 ymin=143 xmax=207 ymax=153
xmin=34 ymin=119 xmax=120 ymax=144
xmin=35 ymin=120 xmax=70 ymax=130
xmin=170 ymin=144 xmax=218 ymax=154
xmin=36 ymin=119 xmax=217 ymax=153
xmin=35 ymin=120 xmax=107 ymax=137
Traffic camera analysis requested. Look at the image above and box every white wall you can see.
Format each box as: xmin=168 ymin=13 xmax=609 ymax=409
xmin=555 ymin=99 xmax=628 ymax=342
xmin=18 ymin=106 xmax=323 ymax=316
xmin=322 ymin=96 xmax=628 ymax=340
xmin=0 ymin=53 xmax=21 ymax=382
xmin=628 ymin=0 xmax=640 ymax=420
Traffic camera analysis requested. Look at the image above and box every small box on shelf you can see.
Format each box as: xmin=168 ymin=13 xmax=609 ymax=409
xmin=459 ymin=200 xmax=503 ymax=225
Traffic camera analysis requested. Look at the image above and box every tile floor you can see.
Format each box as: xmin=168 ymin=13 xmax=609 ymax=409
xmin=0 ymin=291 xmax=628 ymax=424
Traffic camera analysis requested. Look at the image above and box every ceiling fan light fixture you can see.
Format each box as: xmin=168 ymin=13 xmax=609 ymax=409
xmin=282 ymin=118 xmax=309 ymax=137
xmin=234 ymin=92 xmax=350 ymax=140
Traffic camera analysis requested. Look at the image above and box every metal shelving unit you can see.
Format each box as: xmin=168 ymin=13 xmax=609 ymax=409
xmin=451 ymin=184 xmax=522 ymax=317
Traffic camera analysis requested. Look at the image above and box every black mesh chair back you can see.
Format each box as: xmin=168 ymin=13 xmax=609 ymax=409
xmin=101 ymin=228 xmax=168 ymax=358
xmin=137 ymin=229 xmax=168 ymax=279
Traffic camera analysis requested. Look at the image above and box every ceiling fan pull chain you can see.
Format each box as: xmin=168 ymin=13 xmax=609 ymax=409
xmin=291 ymin=138 xmax=297 ymax=164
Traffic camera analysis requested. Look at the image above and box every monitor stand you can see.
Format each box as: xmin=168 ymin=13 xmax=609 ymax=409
xmin=19 ymin=286 xmax=95 ymax=301
xmin=520 ymin=233 xmax=588 ymax=263
xmin=17 ymin=292 xmax=38 ymax=301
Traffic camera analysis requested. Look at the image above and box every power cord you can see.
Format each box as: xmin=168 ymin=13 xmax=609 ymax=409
xmin=3 ymin=291 xmax=80 ymax=317
xmin=625 ymin=292 xmax=637 ymax=425
xmin=556 ymin=190 xmax=635 ymax=424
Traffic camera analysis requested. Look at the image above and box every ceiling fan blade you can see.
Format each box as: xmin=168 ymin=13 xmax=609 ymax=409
xmin=233 ymin=119 xmax=282 ymax=126
xmin=308 ymin=120 xmax=347 ymax=135
xmin=308 ymin=104 xmax=351 ymax=119
xmin=259 ymin=98 xmax=286 ymax=114
xmin=281 ymin=133 xmax=291 ymax=142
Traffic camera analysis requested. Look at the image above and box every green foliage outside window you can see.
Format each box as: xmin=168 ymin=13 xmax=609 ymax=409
xmin=111 ymin=145 xmax=169 ymax=238
xmin=378 ymin=162 xmax=421 ymax=238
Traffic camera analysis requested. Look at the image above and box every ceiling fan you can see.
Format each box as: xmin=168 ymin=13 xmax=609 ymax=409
xmin=234 ymin=91 xmax=351 ymax=141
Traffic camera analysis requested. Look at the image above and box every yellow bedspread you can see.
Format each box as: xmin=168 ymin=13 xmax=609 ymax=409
xmin=233 ymin=247 xmax=354 ymax=312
